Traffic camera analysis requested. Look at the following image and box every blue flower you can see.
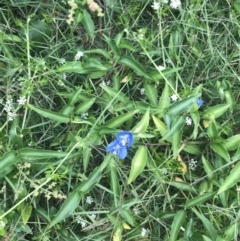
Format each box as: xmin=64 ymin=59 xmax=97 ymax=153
xmin=116 ymin=131 xmax=134 ymax=147
xmin=196 ymin=99 xmax=204 ymax=107
xmin=106 ymin=131 xmax=133 ymax=159
xmin=106 ymin=140 xmax=128 ymax=159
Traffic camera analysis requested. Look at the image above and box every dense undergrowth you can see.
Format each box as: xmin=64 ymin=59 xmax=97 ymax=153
xmin=0 ymin=0 xmax=240 ymax=240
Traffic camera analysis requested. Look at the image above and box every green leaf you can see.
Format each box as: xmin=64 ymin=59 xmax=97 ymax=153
xmin=157 ymin=82 xmax=170 ymax=116
xmin=108 ymin=160 xmax=120 ymax=207
xmin=131 ymin=108 xmax=149 ymax=133
xmin=83 ymin=147 xmax=91 ymax=173
xmin=81 ymin=10 xmax=95 ymax=41
xmin=103 ymin=34 xmax=120 ymax=59
xmin=150 ymin=67 xmax=182 ymax=81
xmin=100 ymin=84 xmax=130 ymax=103
xmin=28 ymin=20 xmax=52 ymax=43
xmin=49 ymin=190 xmax=83 ymax=228
xmin=169 ymin=210 xmax=186 ymax=241
xmin=27 ymin=104 xmax=70 ymax=123
xmin=21 ymin=204 xmax=32 ymax=225
xmin=56 ymin=60 xmax=112 ymax=74
xmin=207 ymin=120 xmax=219 ymax=140
xmin=0 ymin=151 xmax=18 ymax=173
xmin=210 ymin=143 xmax=230 ymax=162
xmin=168 ymin=181 xmax=197 ymax=193
xmin=68 ymin=86 xmax=83 ymax=106
xmin=202 ymin=156 xmax=216 ymax=180
xmin=128 ymin=146 xmax=147 ymax=184
xmin=118 ymin=56 xmax=153 ymax=80
xmin=171 ymin=129 xmax=182 ymax=158
xmin=144 ymin=83 xmax=158 ymax=106
xmin=161 ymin=116 xmax=185 ymax=141
xmin=84 ymin=49 xmax=111 ymax=59
xmin=78 ymin=155 xmax=112 ymax=193
xmin=183 ymin=144 xmax=202 ymax=155
xmin=222 ymin=134 xmax=240 ymax=151
xmin=152 ymin=115 xmax=167 ymax=137
xmin=167 ymin=95 xmax=200 ymax=116
xmin=192 ymin=208 xmax=218 ymax=240
xmin=185 ymin=192 xmax=216 ymax=208
xmin=19 ymin=148 xmax=66 ymax=160
xmin=103 ymin=110 xmax=139 ymax=129
xmin=203 ymin=104 xmax=230 ymax=120
xmin=120 ymin=208 xmax=136 ymax=227
xmin=217 ymin=161 xmax=240 ymax=194
xmin=75 ymin=98 xmax=95 ymax=114
xmin=118 ymin=40 xmax=136 ymax=51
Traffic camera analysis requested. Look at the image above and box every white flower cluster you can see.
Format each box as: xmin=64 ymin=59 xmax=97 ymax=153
xmin=189 ymin=159 xmax=197 ymax=171
xmin=157 ymin=65 xmax=165 ymax=71
xmin=170 ymin=0 xmax=181 ymax=9
xmin=76 ymin=216 xmax=87 ymax=228
xmin=3 ymin=98 xmax=16 ymax=121
xmin=141 ymin=227 xmax=150 ymax=237
xmin=151 ymin=0 xmax=181 ymax=10
xmin=17 ymin=96 xmax=27 ymax=105
xmin=59 ymin=58 xmax=66 ymax=64
xmin=75 ymin=51 xmax=84 ymax=61
xmin=81 ymin=113 xmax=88 ymax=119
xmin=86 ymin=196 xmax=94 ymax=204
xmin=1 ymin=96 xmax=27 ymax=121
xmin=161 ymin=168 xmax=168 ymax=175
xmin=133 ymin=206 xmax=140 ymax=215
xmin=185 ymin=116 xmax=192 ymax=126
xmin=0 ymin=220 xmax=6 ymax=228
xmin=170 ymin=94 xmax=178 ymax=101
xmin=140 ymin=88 xmax=145 ymax=95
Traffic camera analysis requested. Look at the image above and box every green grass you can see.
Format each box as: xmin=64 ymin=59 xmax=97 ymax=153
xmin=0 ymin=0 xmax=240 ymax=240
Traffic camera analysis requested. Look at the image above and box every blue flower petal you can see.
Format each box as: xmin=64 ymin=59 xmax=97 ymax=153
xmin=196 ymin=99 xmax=204 ymax=107
xmin=106 ymin=140 xmax=118 ymax=154
xmin=116 ymin=131 xmax=134 ymax=147
xmin=117 ymin=146 xmax=127 ymax=159
xmin=106 ymin=130 xmax=133 ymax=159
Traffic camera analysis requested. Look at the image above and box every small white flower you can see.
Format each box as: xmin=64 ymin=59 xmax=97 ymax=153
xmin=89 ymin=214 xmax=97 ymax=220
xmin=75 ymin=51 xmax=84 ymax=61
xmin=4 ymin=106 xmax=12 ymax=113
xmin=86 ymin=196 xmax=94 ymax=204
xmin=7 ymin=112 xmax=17 ymax=121
xmin=138 ymin=33 xmax=144 ymax=40
xmin=133 ymin=207 xmax=140 ymax=215
xmin=81 ymin=113 xmax=88 ymax=119
xmin=140 ymin=88 xmax=145 ymax=95
xmin=170 ymin=94 xmax=178 ymax=101
xmin=59 ymin=58 xmax=66 ymax=64
xmin=0 ymin=220 xmax=6 ymax=228
xmin=157 ymin=65 xmax=165 ymax=71
xmin=17 ymin=96 xmax=27 ymax=105
xmin=141 ymin=227 xmax=150 ymax=237
xmin=189 ymin=159 xmax=197 ymax=171
xmin=76 ymin=216 xmax=87 ymax=227
xmin=58 ymin=80 xmax=64 ymax=86
xmin=0 ymin=99 xmax=3 ymax=104
xmin=185 ymin=116 xmax=192 ymax=126
xmin=170 ymin=0 xmax=181 ymax=9
xmin=161 ymin=168 xmax=168 ymax=175
xmin=62 ymin=73 xmax=67 ymax=81
xmin=151 ymin=2 xmax=160 ymax=10
xmin=106 ymin=80 xmax=111 ymax=86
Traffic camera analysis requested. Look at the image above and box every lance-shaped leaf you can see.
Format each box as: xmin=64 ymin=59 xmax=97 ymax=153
xmin=118 ymin=56 xmax=153 ymax=80
xmin=27 ymin=104 xmax=70 ymax=123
